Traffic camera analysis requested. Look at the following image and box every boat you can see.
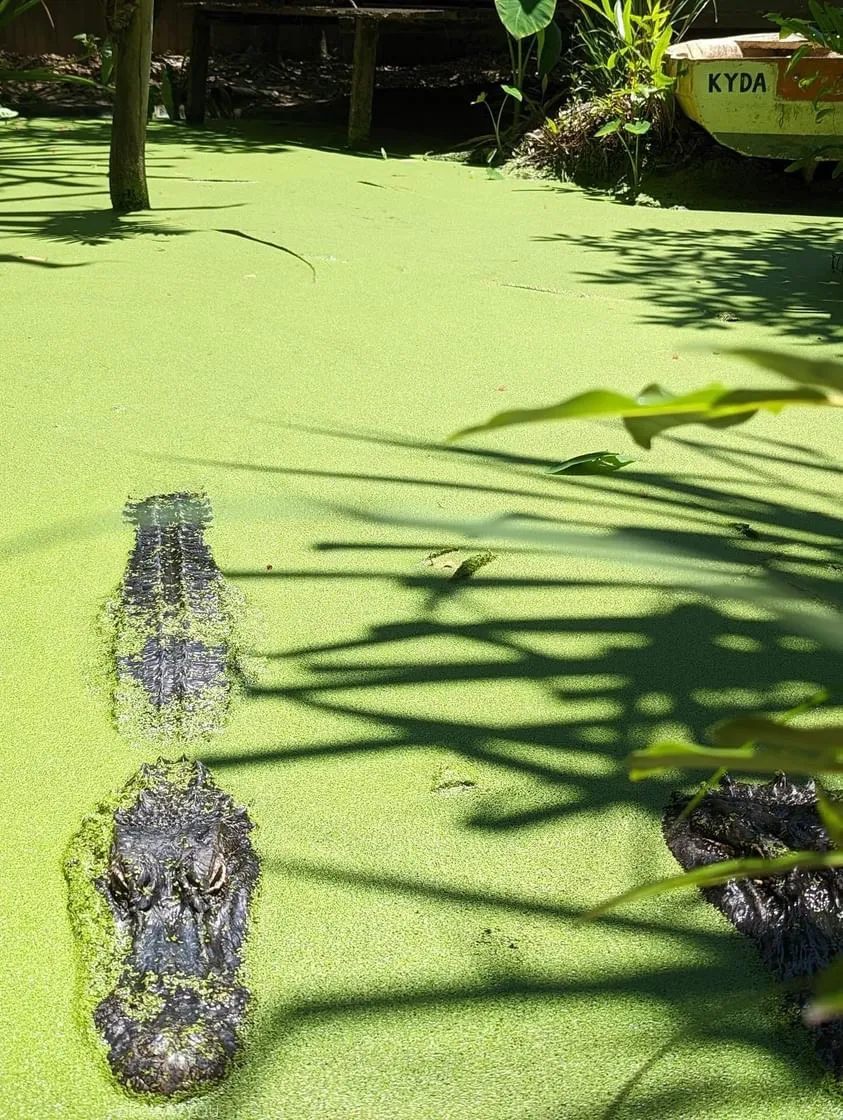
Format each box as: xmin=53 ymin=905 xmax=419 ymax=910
xmin=665 ymin=33 xmax=843 ymax=161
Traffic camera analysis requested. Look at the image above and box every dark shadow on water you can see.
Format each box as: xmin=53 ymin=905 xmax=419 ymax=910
xmin=532 ymin=224 xmax=843 ymax=344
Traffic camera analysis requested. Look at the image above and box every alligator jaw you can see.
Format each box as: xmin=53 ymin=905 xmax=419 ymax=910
xmin=95 ymin=974 xmax=249 ymax=1097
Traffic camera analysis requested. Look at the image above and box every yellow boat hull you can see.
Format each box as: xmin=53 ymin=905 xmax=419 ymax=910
xmin=666 ymin=34 xmax=843 ymax=161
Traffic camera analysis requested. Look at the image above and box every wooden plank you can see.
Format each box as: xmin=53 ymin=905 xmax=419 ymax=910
xmin=185 ymin=10 xmax=211 ymax=122
xmin=347 ymin=13 xmax=378 ymax=147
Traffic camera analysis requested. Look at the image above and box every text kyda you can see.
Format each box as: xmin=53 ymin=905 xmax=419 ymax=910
xmin=707 ymin=71 xmax=768 ymax=94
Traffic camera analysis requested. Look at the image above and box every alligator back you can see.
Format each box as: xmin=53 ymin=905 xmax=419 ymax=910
xmin=111 ymin=492 xmax=240 ymax=742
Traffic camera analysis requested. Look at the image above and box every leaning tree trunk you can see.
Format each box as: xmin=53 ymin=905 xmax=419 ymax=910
xmin=107 ymin=0 xmax=154 ymax=213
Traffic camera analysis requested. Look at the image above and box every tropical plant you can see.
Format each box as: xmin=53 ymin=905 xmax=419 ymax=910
xmin=0 ymin=0 xmax=49 ymax=30
xmin=766 ymin=3 xmax=843 ymax=180
xmin=767 ymin=0 xmax=843 ymax=54
xmin=448 ymin=345 xmax=843 ymax=1020
xmin=0 ymin=1 xmax=102 ymax=89
xmin=594 ymin=111 xmax=651 ymax=191
xmin=73 ymin=31 xmax=115 ymax=88
xmin=519 ymin=0 xmax=712 ymax=192
xmin=473 ymin=2 xmax=565 ymax=163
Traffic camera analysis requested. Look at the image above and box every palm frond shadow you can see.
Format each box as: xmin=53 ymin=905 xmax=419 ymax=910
xmin=531 ymin=224 xmax=843 ymax=343
xmin=215 ymin=858 xmax=824 ymax=1117
xmin=169 ymin=423 xmax=843 ymax=1101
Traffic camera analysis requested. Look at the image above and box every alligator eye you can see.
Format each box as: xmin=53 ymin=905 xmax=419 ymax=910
xmin=208 ymin=854 xmax=227 ymax=893
xmin=109 ymin=862 xmax=130 ymax=899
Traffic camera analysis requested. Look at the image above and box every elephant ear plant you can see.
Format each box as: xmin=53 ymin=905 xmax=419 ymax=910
xmin=447 ymin=347 xmax=843 ymax=1031
xmin=472 ymin=0 xmax=565 ymax=163
xmin=512 ymin=0 xmax=712 ymax=193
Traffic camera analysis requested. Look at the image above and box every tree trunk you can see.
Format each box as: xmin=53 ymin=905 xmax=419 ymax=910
xmin=108 ymin=0 xmax=154 ymax=213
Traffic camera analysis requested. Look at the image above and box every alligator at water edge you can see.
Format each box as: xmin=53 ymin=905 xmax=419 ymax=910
xmin=65 ymin=758 xmax=258 ymax=1097
xmin=664 ymin=772 xmax=843 ymax=1074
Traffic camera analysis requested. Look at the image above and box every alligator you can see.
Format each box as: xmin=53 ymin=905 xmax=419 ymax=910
xmin=65 ymin=758 xmax=258 ymax=1097
xmin=110 ymin=492 xmax=241 ymax=742
xmin=664 ymin=773 xmax=843 ymax=1074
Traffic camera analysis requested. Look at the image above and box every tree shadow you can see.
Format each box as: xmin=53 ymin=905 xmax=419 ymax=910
xmin=134 ymin=421 xmax=843 ymax=841
xmin=209 ymin=856 xmax=827 ymax=1118
xmin=531 ymin=224 xmax=843 ymax=343
xmin=170 ymin=422 xmax=843 ymax=1102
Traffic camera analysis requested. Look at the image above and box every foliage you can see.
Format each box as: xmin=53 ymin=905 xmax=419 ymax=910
xmin=470 ymin=0 xmax=573 ymax=163
xmin=0 ymin=0 xmax=50 ymax=31
xmin=494 ymin=0 xmax=558 ymax=39
xmin=767 ymin=0 xmax=843 ymax=53
xmin=765 ymin=4 xmax=843 ymax=179
xmin=547 ymin=450 xmax=635 ymax=475
xmin=448 ymin=349 xmax=843 ymax=448
xmin=73 ymin=31 xmax=115 ymax=88
xmin=0 ymin=4 xmax=103 ymax=92
xmin=539 ymin=0 xmax=712 ymax=193
xmin=595 ymin=111 xmax=651 ymax=191
xmin=449 ymin=343 xmax=843 ymax=1019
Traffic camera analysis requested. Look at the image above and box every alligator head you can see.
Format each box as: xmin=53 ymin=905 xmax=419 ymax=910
xmin=664 ymin=773 xmax=843 ymax=1075
xmin=68 ymin=759 xmax=258 ymax=1097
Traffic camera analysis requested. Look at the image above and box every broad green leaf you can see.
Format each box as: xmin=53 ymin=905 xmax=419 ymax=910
xmin=731 ymin=348 xmax=843 ymax=392
xmin=625 ymin=737 xmax=843 ymax=780
xmin=0 ymin=0 xmax=50 ymax=30
xmin=805 ymin=956 xmax=843 ymax=1024
xmin=501 ymin=83 xmax=524 ymax=101
xmin=583 ymin=848 xmax=843 ymax=920
xmin=650 ymin=23 xmax=673 ymax=70
xmin=537 ymin=19 xmax=563 ymax=78
xmin=494 ymin=0 xmax=556 ymax=40
xmin=472 ymin=91 xmax=488 ymax=104
xmin=448 ymin=382 xmax=830 ymax=447
xmin=595 ymin=119 xmax=621 ymax=137
xmin=711 ymin=717 xmax=843 ymax=752
xmin=817 ymin=789 xmax=843 ymax=848
xmin=547 ymin=450 xmax=635 ymax=476
xmin=0 ymin=67 xmax=103 ymax=87
xmin=785 ymin=42 xmax=812 ymax=72
xmin=624 ymin=119 xmax=652 ymax=136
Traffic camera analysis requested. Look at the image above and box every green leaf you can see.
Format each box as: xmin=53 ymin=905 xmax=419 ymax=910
xmin=624 ymin=119 xmax=652 ymax=136
xmin=710 ymin=717 xmax=843 ymax=753
xmin=785 ymin=42 xmax=812 ymax=73
xmin=494 ymin=0 xmax=557 ymax=40
xmin=805 ymin=957 xmax=843 ymax=1024
xmin=547 ymin=450 xmax=635 ymax=476
xmin=595 ymin=119 xmax=621 ymax=137
xmin=501 ymin=83 xmax=524 ymax=101
xmin=537 ymin=18 xmax=563 ymax=78
xmin=730 ymin=348 xmax=843 ymax=393
xmin=472 ymin=91 xmax=488 ymax=104
xmin=818 ymin=789 xmax=843 ymax=848
xmin=583 ymin=848 xmax=843 ymax=920
xmin=626 ymin=737 xmax=843 ymax=780
xmin=0 ymin=67 xmax=103 ymax=88
xmin=0 ymin=0 xmax=50 ymax=31
xmin=449 ymin=376 xmax=834 ymax=448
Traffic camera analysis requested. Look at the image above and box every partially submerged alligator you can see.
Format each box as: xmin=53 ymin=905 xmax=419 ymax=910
xmin=66 ymin=759 xmax=258 ymax=1097
xmin=110 ymin=492 xmax=241 ymax=742
xmin=664 ymin=773 xmax=843 ymax=1074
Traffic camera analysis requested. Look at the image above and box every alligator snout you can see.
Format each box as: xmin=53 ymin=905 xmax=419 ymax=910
xmin=95 ymin=974 xmax=249 ymax=1097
